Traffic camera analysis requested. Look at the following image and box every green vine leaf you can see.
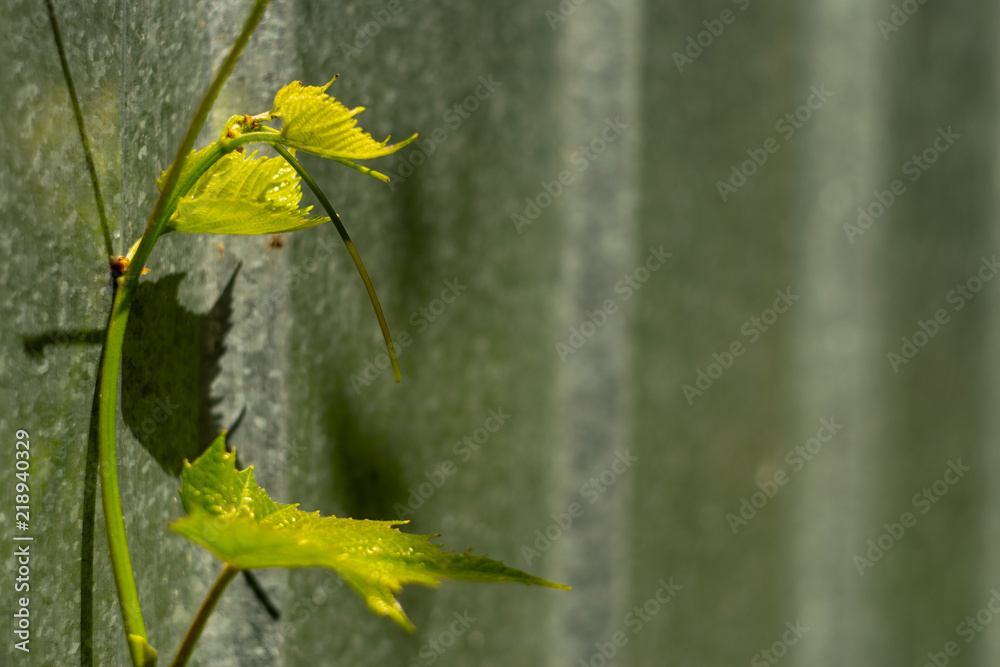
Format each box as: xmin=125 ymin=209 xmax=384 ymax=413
xmin=159 ymin=150 xmax=329 ymax=235
xmin=170 ymin=434 xmax=569 ymax=631
xmin=156 ymin=143 xmax=217 ymax=196
xmin=271 ymin=79 xmax=417 ymax=182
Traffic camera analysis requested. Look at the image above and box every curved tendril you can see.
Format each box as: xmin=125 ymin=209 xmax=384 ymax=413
xmin=272 ymin=144 xmax=402 ymax=382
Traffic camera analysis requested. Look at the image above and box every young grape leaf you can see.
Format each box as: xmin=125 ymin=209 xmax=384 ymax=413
xmin=271 ymin=79 xmax=417 ymax=182
xmin=170 ymin=434 xmax=569 ymax=631
xmin=162 ymin=150 xmax=329 ymax=235
xmin=156 ymin=143 xmax=218 ymax=196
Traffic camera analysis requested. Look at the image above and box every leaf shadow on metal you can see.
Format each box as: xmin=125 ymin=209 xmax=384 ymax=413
xmin=323 ymin=382 xmax=409 ymax=521
xmin=121 ymin=268 xmax=238 ymax=476
xmin=120 ymin=265 xmax=282 ymax=621
xmin=23 ymin=329 xmax=105 ymax=358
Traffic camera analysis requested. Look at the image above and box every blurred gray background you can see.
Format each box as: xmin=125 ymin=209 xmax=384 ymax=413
xmin=1 ymin=0 xmax=996 ymax=665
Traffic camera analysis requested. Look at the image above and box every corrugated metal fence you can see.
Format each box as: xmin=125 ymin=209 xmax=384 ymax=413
xmin=2 ymin=0 xmax=997 ymax=665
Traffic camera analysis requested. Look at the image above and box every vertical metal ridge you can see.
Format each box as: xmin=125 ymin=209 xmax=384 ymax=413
xmin=978 ymin=13 xmax=1000 ymax=663
xmin=790 ymin=3 xmax=890 ymax=665
xmin=552 ymin=0 xmax=643 ymax=663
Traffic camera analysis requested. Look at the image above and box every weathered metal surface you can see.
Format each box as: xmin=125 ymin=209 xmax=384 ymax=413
xmin=2 ymin=1 xmax=997 ymax=666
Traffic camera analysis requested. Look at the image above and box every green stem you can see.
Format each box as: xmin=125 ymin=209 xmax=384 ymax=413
xmin=100 ymin=137 xmax=255 ymax=666
xmin=97 ymin=288 xmax=156 ymax=666
xmin=202 ymin=125 xmax=401 ymax=378
xmin=97 ymin=3 xmax=271 ymax=665
xmin=170 ymin=565 xmax=240 ymax=667
xmin=125 ymin=0 xmax=272 ymax=281
xmin=272 ymin=144 xmax=402 ymax=382
xmin=45 ymin=0 xmax=114 ymax=258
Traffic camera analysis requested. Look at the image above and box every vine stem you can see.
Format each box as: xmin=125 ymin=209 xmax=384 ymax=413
xmin=45 ymin=0 xmax=114 ymax=258
xmin=272 ymin=144 xmax=402 ymax=381
xmin=97 ymin=2 xmax=271 ymax=665
xmin=170 ymin=565 xmax=241 ymax=667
